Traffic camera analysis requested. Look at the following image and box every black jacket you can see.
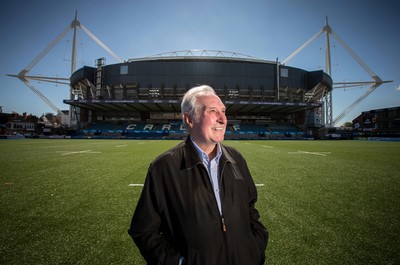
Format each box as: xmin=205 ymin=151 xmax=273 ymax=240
xmin=128 ymin=137 xmax=268 ymax=265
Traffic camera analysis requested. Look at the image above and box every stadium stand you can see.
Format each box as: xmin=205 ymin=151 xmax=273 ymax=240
xmin=66 ymin=51 xmax=333 ymax=139
xmin=76 ymin=120 xmax=304 ymax=140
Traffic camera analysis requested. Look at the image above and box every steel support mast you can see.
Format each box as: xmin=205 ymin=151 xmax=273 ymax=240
xmin=323 ymin=17 xmax=333 ymax=127
xmin=282 ymin=17 xmax=392 ymax=127
xmin=8 ymin=11 xmax=123 ymax=127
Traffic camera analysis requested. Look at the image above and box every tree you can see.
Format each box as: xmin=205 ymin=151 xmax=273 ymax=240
xmin=342 ymin=122 xmax=353 ymax=128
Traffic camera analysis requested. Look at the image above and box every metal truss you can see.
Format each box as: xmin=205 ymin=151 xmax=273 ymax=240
xmin=282 ymin=17 xmax=392 ymax=127
xmin=7 ymin=11 xmax=122 ymax=125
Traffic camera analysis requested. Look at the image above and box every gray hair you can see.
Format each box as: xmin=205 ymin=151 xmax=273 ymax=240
xmin=181 ymin=85 xmax=216 ymax=124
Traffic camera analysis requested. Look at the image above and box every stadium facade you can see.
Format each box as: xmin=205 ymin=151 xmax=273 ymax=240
xmin=65 ymin=50 xmax=332 ymax=139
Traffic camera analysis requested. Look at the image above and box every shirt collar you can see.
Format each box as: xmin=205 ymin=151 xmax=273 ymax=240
xmin=190 ymin=136 xmax=222 ymax=163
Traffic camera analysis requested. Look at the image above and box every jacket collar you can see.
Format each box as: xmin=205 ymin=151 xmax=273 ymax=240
xmin=220 ymin=144 xmax=235 ymax=165
xmin=183 ymin=136 xmax=234 ymax=170
xmin=183 ymin=136 xmax=203 ymax=170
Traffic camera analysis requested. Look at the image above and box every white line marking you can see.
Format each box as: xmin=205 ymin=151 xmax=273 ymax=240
xmin=288 ymin=150 xmax=331 ymax=156
xmin=255 ymin=184 xmax=265 ymax=187
xmin=116 ymin=145 xmax=128 ymax=148
xmin=60 ymin=150 xmax=101 ymax=155
xmin=261 ymin=145 xmax=274 ymax=148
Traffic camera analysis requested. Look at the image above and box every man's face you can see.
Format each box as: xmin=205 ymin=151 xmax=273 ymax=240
xmin=188 ymin=94 xmax=227 ymax=148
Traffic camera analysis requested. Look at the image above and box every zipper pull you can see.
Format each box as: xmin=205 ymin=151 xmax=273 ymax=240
xmin=221 ymin=217 xmax=227 ymax=232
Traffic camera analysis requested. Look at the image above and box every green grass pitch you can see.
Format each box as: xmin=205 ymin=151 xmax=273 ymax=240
xmin=1 ymin=139 xmax=399 ymax=264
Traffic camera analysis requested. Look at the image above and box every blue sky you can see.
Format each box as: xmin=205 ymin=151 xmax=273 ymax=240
xmin=0 ymin=0 xmax=399 ymax=125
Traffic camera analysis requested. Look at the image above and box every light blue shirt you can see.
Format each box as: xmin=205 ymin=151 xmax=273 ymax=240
xmin=191 ymin=138 xmax=223 ymax=214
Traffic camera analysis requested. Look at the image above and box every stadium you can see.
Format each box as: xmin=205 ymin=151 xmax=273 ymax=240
xmin=8 ymin=15 xmax=391 ymax=140
xmin=65 ymin=50 xmax=332 ymax=140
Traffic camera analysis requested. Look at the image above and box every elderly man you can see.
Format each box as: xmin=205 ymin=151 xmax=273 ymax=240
xmin=128 ymin=85 xmax=268 ymax=265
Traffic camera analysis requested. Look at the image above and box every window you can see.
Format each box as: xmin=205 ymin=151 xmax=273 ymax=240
xmin=120 ymin=65 xmax=128 ymax=75
xmin=280 ymin=68 xmax=289 ymax=77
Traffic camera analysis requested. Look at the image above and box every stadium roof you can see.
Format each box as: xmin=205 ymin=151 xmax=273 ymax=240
xmin=127 ymin=50 xmax=276 ymax=64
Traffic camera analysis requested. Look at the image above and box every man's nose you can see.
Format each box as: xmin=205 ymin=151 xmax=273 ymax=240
xmin=217 ymin=112 xmax=226 ymax=123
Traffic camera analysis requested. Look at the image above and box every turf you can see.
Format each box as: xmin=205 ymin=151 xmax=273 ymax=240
xmin=0 ymin=139 xmax=399 ymax=264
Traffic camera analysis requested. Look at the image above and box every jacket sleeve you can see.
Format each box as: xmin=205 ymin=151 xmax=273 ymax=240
xmin=128 ymin=165 xmax=180 ymax=265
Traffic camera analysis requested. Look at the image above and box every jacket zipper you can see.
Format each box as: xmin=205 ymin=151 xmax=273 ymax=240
xmin=220 ymin=155 xmax=231 ymax=264
xmin=220 ymin=162 xmax=227 ymax=232
xmin=221 ymin=216 xmax=227 ymax=232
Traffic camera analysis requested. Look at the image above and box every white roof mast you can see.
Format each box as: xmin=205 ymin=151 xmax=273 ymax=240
xmin=8 ymin=11 xmax=123 ymax=126
xmin=282 ymin=17 xmax=392 ymax=127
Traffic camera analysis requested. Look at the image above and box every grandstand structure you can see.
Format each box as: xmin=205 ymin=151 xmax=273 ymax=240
xmin=65 ymin=51 xmax=332 ymax=139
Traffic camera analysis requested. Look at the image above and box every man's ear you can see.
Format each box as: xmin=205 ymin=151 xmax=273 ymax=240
xmin=183 ymin=113 xmax=194 ymax=128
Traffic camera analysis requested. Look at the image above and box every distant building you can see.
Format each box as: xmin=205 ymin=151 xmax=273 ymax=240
xmin=1 ymin=112 xmax=39 ymax=137
xmin=59 ymin=110 xmax=69 ymax=126
xmin=353 ymin=106 xmax=400 ymax=137
xmin=0 ymin=112 xmax=13 ymax=136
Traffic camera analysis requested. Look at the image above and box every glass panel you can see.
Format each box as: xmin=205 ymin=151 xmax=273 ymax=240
xmin=280 ymin=68 xmax=289 ymax=77
xmin=120 ymin=65 xmax=128 ymax=75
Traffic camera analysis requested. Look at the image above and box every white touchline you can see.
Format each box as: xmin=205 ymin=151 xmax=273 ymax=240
xmin=116 ymin=145 xmax=128 ymax=147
